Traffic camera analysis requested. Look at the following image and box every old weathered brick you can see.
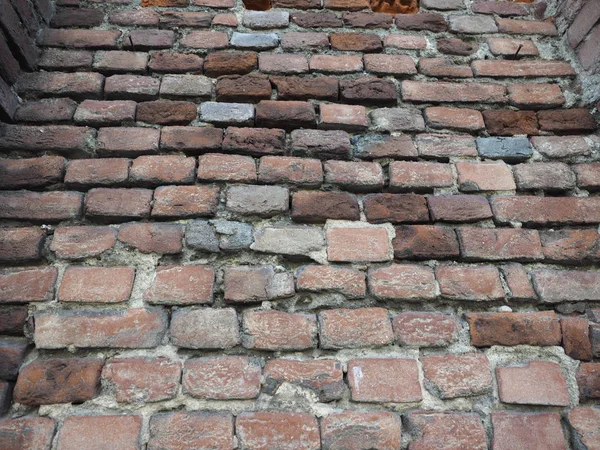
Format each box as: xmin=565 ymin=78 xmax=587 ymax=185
xmin=568 ymin=407 xmax=600 ymax=450
xmin=264 ymin=359 xmax=343 ymax=401
xmin=320 ymin=103 xmax=368 ymax=131
xmin=259 ymin=53 xmax=308 ymax=74
xmin=422 ymin=353 xmax=492 ymax=399
xmin=531 ymin=269 xmax=600 ymax=303
xmin=204 ymin=51 xmax=257 ymax=76
xmin=577 ymin=363 xmax=600 ymax=399
xmin=242 ymin=310 xmax=316 ymax=350
xmin=296 ymin=265 xmax=365 ymax=298
xmin=364 ymin=54 xmax=416 ymax=76
xmin=0 ymin=191 xmax=83 ymax=222
xmin=348 ymin=358 xmax=422 ymax=403
xmin=393 ymin=225 xmax=459 ymax=260
xmin=292 ymin=11 xmax=342 ymax=27
xmin=224 ymin=266 xmax=294 ymax=302
xmin=160 ymin=75 xmax=212 ymax=100
xmin=497 ymin=361 xmax=569 ymax=406
xmin=437 ymin=265 xmax=504 ymax=301
xmin=472 ymin=60 xmax=575 ymax=77
xmin=236 ymin=413 xmax=320 ymax=450
xmin=457 ymin=227 xmax=543 ymax=261
xmin=501 ymin=263 xmax=537 ymax=300
xmin=354 ymin=134 xmax=418 ymax=160
xmin=384 ymin=34 xmax=427 ymax=49
xmin=171 ymin=307 xmax=240 ymax=349
xmin=396 ymin=12 xmax=447 ymax=31
xmin=230 ymin=32 xmax=279 ymax=50
xmin=15 ymin=98 xmax=77 ymax=123
xmin=97 ymin=127 xmax=160 ymax=156
xmin=483 ymin=110 xmax=539 ymax=136
xmin=370 ymin=108 xmax=425 ymax=132
xmin=256 ymin=100 xmax=316 ymax=129
xmin=540 ymin=229 xmax=600 ymax=263
xmin=136 ymin=100 xmax=197 ymax=125
xmin=428 ymin=195 xmax=492 ymax=222
xmin=59 ymin=266 xmax=134 ymax=303
xmin=34 ymin=308 xmax=167 ymax=349
xmin=419 ymin=58 xmax=473 ymax=78
xmin=0 ymin=228 xmax=45 ymax=263
xmin=488 ymin=37 xmax=539 ymax=56
xmin=457 ymin=161 xmax=516 ymax=192
xmin=0 ymin=156 xmax=65 ymax=189
xmin=538 ymin=108 xmax=596 ymax=133
xmin=321 ymin=412 xmax=401 ymax=450
xmin=148 ymin=412 xmax=234 ymax=450
xmin=198 ymin=153 xmax=256 ymax=183
xmin=110 ymin=9 xmax=160 ymax=26
xmin=292 ymin=191 xmax=360 ymax=222
xmin=364 ymin=193 xmax=429 ymax=223
xmin=449 ymin=14 xmax=498 ymax=33
xmin=325 ymin=160 xmax=384 ymax=191
xmin=14 ymin=358 xmax=103 ymax=405
xmin=327 ymin=226 xmax=391 ymax=262
xmin=368 ymin=264 xmax=436 ymax=300
xmin=183 ymin=356 xmax=261 ymax=399
xmin=93 ymin=51 xmax=148 ymax=74
xmin=0 ymin=417 xmax=56 ymax=450
xmin=226 ymin=185 xmax=288 ymax=217
xmin=216 ymin=74 xmax=271 ymax=103
xmin=493 ymin=196 xmax=600 ymax=225
xmin=160 ymin=126 xmax=222 ymax=153
xmin=491 ymin=413 xmax=566 ymax=450
xmin=281 ymin=32 xmax=329 ymax=50
xmin=574 ymin=163 xmax=600 ymax=190
xmin=86 ymin=188 xmax=152 ymax=221
xmin=144 ymin=265 xmax=214 ymax=305
xmin=330 ymin=33 xmax=382 ymax=52
xmin=74 ymin=100 xmax=137 ymax=127
xmin=124 ymin=30 xmax=175 ymax=50
xmin=0 ymin=306 xmax=28 ymax=336
xmin=251 ymin=226 xmax=325 ymax=259
xmin=425 ymin=107 xmax=483 ymax=131
xmin=473 ymin=1 xmax=528 ymax=15
xmin=437 ymin=37 xmax=478 ymax=55
xmin=319 ymin=307 xmax=393 ymax=349
xmin=102 ymin=357 xmax=180 ymax=403
xmin=340 ymin=77 xmax=397 ymax=106
xmin=149 ymin=52 xmax=203 ymax=73
xmin=392 ymin=312 xmax=458 ymax=347
xmin=389 ymin=161 xmax=453 ymax=191
xmin=310 ymin=55 xmax=363 ymax=73
xmin=406 ymin=412 xmax=487 ymax=450
xmin=118 ymin=222 xmax=183 ymax=254
xmin=130 ymin=155 xmax=196 ymax=186
xmin=272 ymin=76 xmax=339 ymax=101
xmin=65 ymin=159 xmax=127 ymax=189
xmin=561 ymin=317 xmax=592 ymax=361
xmin=0 ymin=339 xmax=29 ymax=380
xmin=497 ymin=17 xmax=557 ymax=35
xmin=15 ymin=72 xmax=104 ymax=99
xmin=153 ymin=185 xmax=219 ymax=219
xmin=56 ymin=415 xmax=142 ymax=450
xmin=0 ymin=267 xmax=57 ymax=303
xmin=508 ymin=83 xmax=565 ymax=109
xmin=466 ymin=311 xmax=562 ymax=347
xmin=222 ymin=127 xmax=284 ymax=156
xmin=258 ymin=156 xmax=322 ymax=187
xmin=416 ymin=134 xmax=477 ymax=159
xmin=105 ymin=75 xmax=160 ymax=100
xmin=292 ymin=129 xmax=351 ymax=159
xmin=402 ymin=80 xmax=507 ymax=103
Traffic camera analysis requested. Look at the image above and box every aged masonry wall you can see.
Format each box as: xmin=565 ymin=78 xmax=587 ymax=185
xmin=0 ymin=0 xmax=600 ymax=448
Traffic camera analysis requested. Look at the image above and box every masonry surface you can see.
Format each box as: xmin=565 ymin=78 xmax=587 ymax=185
xmin=0 ymin=0 xmax=599 ymax=448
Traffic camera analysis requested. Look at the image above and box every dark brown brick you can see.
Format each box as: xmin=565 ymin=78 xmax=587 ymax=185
xmin=364 ymin=194 xmax=429 ymax=224
xmin=0 ymin=227 xmax=45 ymax=263
xmin=292 ymin=191 xmax=360 ymax=222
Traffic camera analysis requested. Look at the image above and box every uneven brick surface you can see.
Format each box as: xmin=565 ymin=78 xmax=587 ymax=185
xmin=1 ymin=0 xmax=598 ymax=447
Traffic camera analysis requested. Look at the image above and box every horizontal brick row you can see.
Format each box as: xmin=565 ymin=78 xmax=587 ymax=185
xmin=3 ymin=407 xmax=595 ymax=450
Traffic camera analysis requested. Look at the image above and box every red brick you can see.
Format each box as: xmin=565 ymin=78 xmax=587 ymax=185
xmin=0 ymin=191 xmax=83 ymax=222
xmin=264 ymin=359 xmax=344 ymax=401
xmin=428 ymin=195 xmax=492 ymax=222
xmin=319 ymin=307 xmax=393 ymax=349
xmin=0 ymin=306 xmax=28 ymax=336
xmin=568 ymin=407 xmax=600 ymax=450
xmin=0 ymin=339 xmax=29 ymax=380
xmin=15 ymin=72 xmax=104 ymax=100
xmin=574 ymin=163 xmax=600 ymax=190
xmin=124 ymin=30 xmax=175 ymax=50
xmin=59 ymin=266 xmax=134 ymax=303
xmin=204 ymin=51 xmax=257 ymax=77
xmin=508 ymin=83 xmax=565 ymax=109
xmin=38 ymin=48 xmax=93 ymax=71
xmin=327 ymin=226 xmax=391 ymax=262
xmin=93 ymin=51 xmax=148 ymax=74
xmin=85 ymin=188 xmax=152 ymax=221
xmin=57 ymin=415 xmax=142 ymax=450
xmin=419 ymin=58 xmax=473 ymax=78
xmin=222 ymin=126 xmax=284 ymax=156
xmin=34 ymin=308 xmax=167 ymax=349
xmin=500 ymin=263 xmax=536 ymax=300
xmin=577 ymin=363 xmax=600 ymax=399
xmin=424 ymin=107 xmax=483 ymax=132
xmin=0 ymin=267 xmax=57 ymax=303
xmin=0 ymin=227 xmax=44 ymax=263
xmin=296 ymin=265 xmax=365 ymax=298
xmin=561 ymin=317 xmax=592 ymax=361
xmin=497 ymin=17 xmax=557 ymax=35
xmin=492 ymin=412 xmax=566 ymax=450
xmin=437 ymin=37 xmax=479 ymax=55
xmin=224 ymin=265 xmax=294 ymax=302
xmin=153 ymin=185 xmax=219 ymax=218
xmin=363 ymin=54 xmax=416 ymax=76
xmin=457 ymin=161 xmax=516 ymax=192
xmin=236 ymin=413 xmax=320 ymax=450
xmin=492 ymin=196 xmax=600 ymax=225
xmin=256 ymin=100 xmax=316 ymax=130
xmin=514 ymin=162 xmax=575 ymax=191
xmin=473 ymin=1 xmax=528 ymax=15
xmin=364 ymin=193 xmax=429 ymax=224
xmin=396 ymin=12 xmax=447 ymax=31
xmin=183 ymin=356 xmax=261 ymax=399
xmin=258 ymin=156 xmax=322 ymax=187
xmin=272 ymin=76 xmax=339 ymax=102
xmin=324 ymin=160 xmax=384 ymax=191
xmin=148 ymin=52 xmax=203 ymax=73
xmin=323 ymin=0 xmax=368 ymax=9
xmin=97 ymin=127 xmax=160 ymax=156
xmin=482 ymin=110 xmax=538 ymax=136
xmin=181 ymin=31 xmax=228 ymax=49
xmin=488 ymin=37 xmax=539 ymax=56
xmin=15 ymin=98 xmax=77 ymax=123
xmin=321 ymin=412 xmax=401 ymax=450
xmin=355 ymin=134 xmax=417 ymax=160
xmin=160 ymin=126 xmax=223 ymax=153
xmin=0 ymin=156 xmax=65 ymax=189
xmin=368 ymin=264 xmax=436 ymax=300
xmin=392 ymin=312 xmax=458 ymax=347
xmin=226 ymin=185 xmax=289 ymax=216
xmin=259 ymin=53 xmax=308 ymax=74
xmin=149 ymin=412 xmax=234 ymax=450
xmin=416 ymin=134 xmax=478 ymax=159
xmin=532 ymin=135 xmax=591 ymax=160
xmin=171 ymin=307 xmax=239 ymax=349
xmin=384 ymin=34 xmax=428 ymax=49
xmin=402 ymin=80 xmax=507 ymax=103
xmin=497 ymin=361 xmax=569 ymax=406
xmin=466 ymin=311 xmax=562 ymax=347
xmin=197 ymin=153 xmax=256 ymax=183
xmin=292 ymin=11 xmax=342 ymax=27
xmin=319 ymin=103 xmax=368 ymax=131
xmin=109 ymin=9 xmax=160 ymax=26
xmin=343 ymin=12 xmax=393 ymax=28
xmin=65 ymin=158 xmax=129 ymax=189
xmin=130 ymin=155 xmax=195 ymax=186
xmin=14 ymin=358 xmax=102 ymax=405
xmin=282 ymin=32 xmax=329 ymax=50
xmin=437 ymin=265 xmax=504 ymax=301
xmin=242 ymin=310 xmax=316 ymax=350
xmin=0 ymin=417 xmax=56 ymax=450
xmin=136 ymin=100 xmax=197 ymax=125
xmin=50 ymin=226 xmax=116 ymax=259
xmin=0 ymin=381 xmax=11 ymax=415
xmin=472 ymin=60 xmax=575 ymax=77
xmin=540 ymin=229 xmax=600 ymax=263
xmin=0 ymin=124 xmax=96 ymax=155
xmin=216 ymin=73 xmax=271 ymax=103
xmin=538 ymin=108 xmax=596 ymax=133
xmin=143 ymin=265 xmax=214 ymax=305
xmin=102 ymin=357 xmax=180 ymax=403
xmin=74 ymin=100 xmax=137 ymax=127
xmin=348 ymin=358 xmax=422 ymax=403
xmin=160 ymin=11 xmax=212 ymax=27
xmin=291 ymin=129 xmax=351 ymax=159
xmin=330 ymin=33 xmax=382 ymax=52
xmin=406 ymin=412 xmax=487 ymax=450
xmin=422 ymin=353 xmax=491 ymax=399
xmin=309 ymin=55 xmax=363 ymax=74
xmin=291 ymin=191 xmax=360 ymax=223
xmin=340 ymin=77 xmax=397 ymax=106
xmin=457 ymin=227 xmax=543 ymax=261
xmin=392 ymin=225 xmax=458 ymax=260
xmin=105 ymin=75 xmax=160 ymax=101
xmin=531 ymin=269 xmax=600 ymax=303
xmin=118 ymin=222 xmax=183 ymax=254
xmin=389 ymin=161 xmax=453 ymax=192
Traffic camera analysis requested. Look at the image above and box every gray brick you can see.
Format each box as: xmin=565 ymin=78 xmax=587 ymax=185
xmin=476 ymin=137 xmax=532 ymax=161
xmin=369 ymin=108 xmax=425 ymax=132
xmin=230 ymin=32 xmax=279 ymax=50
xmin=449 ymin=15 xmax=498 ymax=33
xmin=251 ymin=226 xmax=325 ymax=259
xmin=226 ymin=185 xmax=289 ymax=217
xmin=160 ymin=75 xmax=213 ymax=100
xmin=200 ymin=102 xmax=254 ymax=126
xmin=185 ymin=220 xmax=219 ymax=252
xmin=243 ymin=11 xmax=290 ymax=29
xmin=211 ymin=220 xmax=254 ymax=251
